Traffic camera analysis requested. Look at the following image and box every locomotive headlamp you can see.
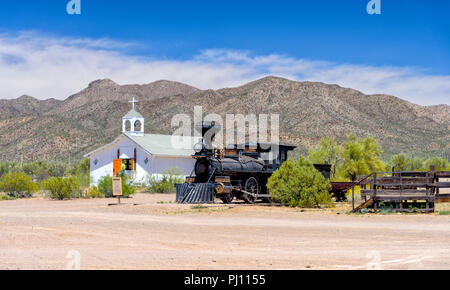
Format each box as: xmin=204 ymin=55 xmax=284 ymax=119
xmin=194 ymin=142 xmax=205 ymax=153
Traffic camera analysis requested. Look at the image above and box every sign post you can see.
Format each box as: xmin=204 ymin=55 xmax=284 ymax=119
xmin=112 ymin=177 xmax=123 ymax=205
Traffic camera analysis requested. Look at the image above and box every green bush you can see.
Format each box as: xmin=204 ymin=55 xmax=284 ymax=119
xmin=41 ymin=177 xmax=79 ymax=200
xmin=97 ymin=176 xmax=113 ymax=197
xmin=145 ymin=167 xmax=184 ymax=193
xmin=267 ymin=157 xmax=333 ymax=208
xmin=0 ymin=172 xmax=37 ymax=198
xmin=85 ymin=186 xmax=105 ymax=198
xmin=423 ymin=157 xmax=449 ymax=171
xmin=0 ymin=193 xmax=17 ymax=201
xmin=69 ymin=158 xmax=90 ymax=189
xmin=97 ymin=175 xmax=135 ymax=198
xmin=0 ymin=162 xmax=19 ymax=177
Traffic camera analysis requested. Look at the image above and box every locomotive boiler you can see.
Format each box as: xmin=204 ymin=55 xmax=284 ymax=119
xmin=176 ymin=121 xmax=296 ymax=204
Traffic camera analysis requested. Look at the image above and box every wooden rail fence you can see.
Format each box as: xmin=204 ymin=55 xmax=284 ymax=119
xmin=353 ymin=167 xmax=450 ymax=213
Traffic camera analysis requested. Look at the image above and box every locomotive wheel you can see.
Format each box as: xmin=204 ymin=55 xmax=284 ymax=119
xmin=243 ymin=177 xmax=259 ymax=204
xmin=220 ymin=193 xmax=234 ymax=204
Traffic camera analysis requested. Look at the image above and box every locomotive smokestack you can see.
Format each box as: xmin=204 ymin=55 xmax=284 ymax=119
xmin=195 ymin=121 xmax=221 ymax=150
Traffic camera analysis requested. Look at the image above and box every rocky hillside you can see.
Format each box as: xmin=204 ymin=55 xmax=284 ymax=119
xmin=0 ymin=77 xmax=448 ymax=162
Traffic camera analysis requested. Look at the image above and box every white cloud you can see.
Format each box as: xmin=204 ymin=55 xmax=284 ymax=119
xmin=0 ymin=31 xmax=448 ymax=105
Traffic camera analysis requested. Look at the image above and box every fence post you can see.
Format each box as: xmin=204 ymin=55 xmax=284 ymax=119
xmin=352 ymin=186 xmax=355 ymax=211
xmin=400 ymin=171 xmax=403 ymax=210
xmin=373 ymin=173 xmax=377 ymax=210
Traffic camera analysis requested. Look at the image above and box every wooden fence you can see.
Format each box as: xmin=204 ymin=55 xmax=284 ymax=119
xmin=354 ymin=168 xmax=450 ymax=213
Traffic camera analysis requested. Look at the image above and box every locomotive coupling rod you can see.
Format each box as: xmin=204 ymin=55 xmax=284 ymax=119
xmin=240 ymin=189 xmax=258 ymax=198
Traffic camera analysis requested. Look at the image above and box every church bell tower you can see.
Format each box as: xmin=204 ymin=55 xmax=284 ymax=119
xmin=122 ymin=97 xmax=144 ymax=136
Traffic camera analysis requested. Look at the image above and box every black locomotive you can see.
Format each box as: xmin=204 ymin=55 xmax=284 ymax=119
xmin=176 ymin=121 xmax=296 ymax=204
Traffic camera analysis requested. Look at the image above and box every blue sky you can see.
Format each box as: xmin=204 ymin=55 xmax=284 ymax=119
xmin=0 ymin=0 xmax=449 ymax=105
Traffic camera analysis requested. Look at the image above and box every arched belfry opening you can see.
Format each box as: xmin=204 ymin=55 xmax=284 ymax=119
xmin=124 ymin=120 xmax=131 ymax=132
xmin=134 ymin=120 xmax=142 ymax=132
xmin=122 ymin=97 xmax=144 ymax=136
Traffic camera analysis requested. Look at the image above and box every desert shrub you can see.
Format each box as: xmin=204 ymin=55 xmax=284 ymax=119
xmin=0 ymin=193 xmax=17 ymax=201
xmin=0 ymin=162 xmax=19 ymax=177
xmin=41 ymin=177 xmax=79 ymax=200
xmin=145 ymin=167 xmax=184 ymax=193
xmin=267 ymin=157 xmax=333 ymax=208
xmin=69 ymin=159 xmax=90 ymax=189
xmin=85 ymin=186 xmax=105 ymax=198
xmin=97 ymin=176 xmax=113 ymax=197
xmin=390 ymin=154 xmax=427 ymax=172
xmin=97 ymin=175 xmax=135 ymax=198
xmin=0 ymin=172 xmax=37 ymax=198
xmin=423 ymin=157 xmax=449 ymax=171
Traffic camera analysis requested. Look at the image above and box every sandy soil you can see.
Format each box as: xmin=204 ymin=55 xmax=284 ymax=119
xmin=0 ymin=194 xmax=449 ymax=270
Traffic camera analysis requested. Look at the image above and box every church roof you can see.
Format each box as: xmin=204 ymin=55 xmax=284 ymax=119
xmin=124 ymin=109 xmax=143 ymax=119
xmin=84 ymin=133 xmax=202 ymax=158
xmin=125 ymin=133 xmax=201 ymax=157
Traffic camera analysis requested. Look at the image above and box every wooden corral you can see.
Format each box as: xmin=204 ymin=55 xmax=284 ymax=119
xmin=356 ymin=168 xmax=450 ymax=213
xmin=432 ymin=170 xmax=450 ymax=200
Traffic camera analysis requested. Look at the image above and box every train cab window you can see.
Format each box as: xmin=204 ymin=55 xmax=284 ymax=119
xmin=280 ymin=150 xmax=288 ymax=163
xmin=261 ymin=152 xmax=275 ymax=168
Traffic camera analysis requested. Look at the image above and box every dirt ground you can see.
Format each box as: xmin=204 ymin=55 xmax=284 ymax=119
xmin=0 ymin=193 xmax=449 ymax=270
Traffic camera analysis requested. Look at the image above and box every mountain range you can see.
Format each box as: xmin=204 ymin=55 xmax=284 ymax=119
xmin=0 ymin=76 xmax=448 ymax=162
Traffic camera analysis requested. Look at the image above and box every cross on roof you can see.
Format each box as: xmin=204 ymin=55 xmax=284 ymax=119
xmin=129 ymin=97 xmax=138 ymax=110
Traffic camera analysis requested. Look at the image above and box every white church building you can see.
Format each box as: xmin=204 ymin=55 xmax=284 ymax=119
xmin=84 ymin=98 xmax=199 ymax=186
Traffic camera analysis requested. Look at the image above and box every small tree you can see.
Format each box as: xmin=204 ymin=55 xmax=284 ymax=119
xmin=409 ymin=158 xmax=425 ymax=171
xmin=308 ymin=137 xmax=340 ymax=178
xmin=339 ymin=134 xmax=384 ymax=181
xmin=390 ymin=154 xmax=425 ymax=172
xmin=41 ymin=177 xmax=79 ymax=200
xmin=391 ymin=154 xmax=412 ymax=171
xmin=267 ymin=157 xmax=333 ymax=208
xmin=0 ymin=172 xmax=37 ymax=198
xmin=423 ymin=157 xmax=449 ymax=171
xmin=308 ymin=137 xmax=339 ymax=164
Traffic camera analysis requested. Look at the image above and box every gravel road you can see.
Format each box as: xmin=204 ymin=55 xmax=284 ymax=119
xmin=0 ymin=194 xmax=448 ymax=270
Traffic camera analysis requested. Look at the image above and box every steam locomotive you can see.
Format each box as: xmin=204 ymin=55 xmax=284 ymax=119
xmin=176 ymin=121 xmax=296 ymax=204
xmin=175 ymin=121 xmax=353 ymax=204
